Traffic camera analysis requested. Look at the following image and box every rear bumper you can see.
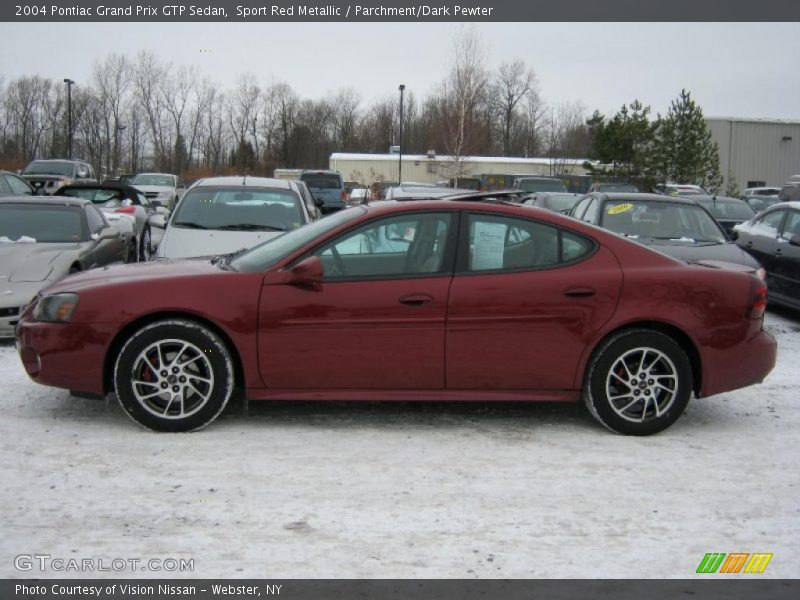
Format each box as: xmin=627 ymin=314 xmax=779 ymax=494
xmin=699 ymin=326 xmax=777 ymax=397
xmin=16 ymin=319 xmax=117 ymax=395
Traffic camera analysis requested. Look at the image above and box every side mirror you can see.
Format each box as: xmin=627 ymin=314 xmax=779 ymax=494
xmin=96 ymin=226 xmax=120 ymax=241
xmin=728 ymin=229 xmax=739 ymax=241
xmin=285 ymin=255 xmax=323 ymax=285
xmin=149 ymin=214 xmax=168 ymax=229
xmin=314 ymin=197 xmax=325 ymax=208
xmin=789 ymin=234 xmax=800 ymax=247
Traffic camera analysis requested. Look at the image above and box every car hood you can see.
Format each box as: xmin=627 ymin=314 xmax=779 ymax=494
xmin=41 ymin=257 xmax=226 ymax=295
xmin=0 ymin=243 xmax=81 ymax=282
xmin=648 ymin=241 xmax=760 ymax=271
xmin=158 ymin=227 xmax=282 ymax=259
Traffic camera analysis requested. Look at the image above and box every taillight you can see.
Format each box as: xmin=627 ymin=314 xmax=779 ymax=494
xmin=114 ymin=206 xmax=136 ymax=214
xmin=341 ymin=190 xmax=347 ymax=201
xmin=747 ymin=278 xmax=768 ymax=319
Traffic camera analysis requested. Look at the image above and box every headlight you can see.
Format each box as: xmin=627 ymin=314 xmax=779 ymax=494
xmin=756 ymin=268 xmax=766 ymax=281
xmin=32 ymin=293 xmax=79 ymax=323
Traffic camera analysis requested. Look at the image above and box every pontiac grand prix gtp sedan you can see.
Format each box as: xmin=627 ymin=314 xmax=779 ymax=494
xmin=15 ymin=193 xmax=777 ymax=435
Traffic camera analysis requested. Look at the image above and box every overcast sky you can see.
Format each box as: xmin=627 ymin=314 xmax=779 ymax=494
xmin=1 ymin=22 xmax=799 ymax=120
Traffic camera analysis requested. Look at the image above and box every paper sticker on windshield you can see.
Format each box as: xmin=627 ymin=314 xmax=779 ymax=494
xmin=608 ymin=203 xmax=634 ymax=215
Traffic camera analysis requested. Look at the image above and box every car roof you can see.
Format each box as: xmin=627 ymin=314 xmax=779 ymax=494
xmin=134 ymin=172 xmax=175 ymax=177
xmin=191 ymin=176 xmax=293 ymax=189
xmin=764 ymin=201 xmax=800 ymax=210
xmin=691 ymin=194 xmax=748 ymax=204
xmin=0 ymin=195 xmax=90 ymax=207
xmin=591 ymin=192 xmax=699 ymax=206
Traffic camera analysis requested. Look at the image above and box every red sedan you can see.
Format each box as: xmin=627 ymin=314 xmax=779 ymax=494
xmin=15 ymin=196 xmax=777 ymax=435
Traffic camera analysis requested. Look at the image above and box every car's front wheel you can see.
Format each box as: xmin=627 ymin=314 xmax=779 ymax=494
xmin=584 ymin=329 xmax=693 ymax=435
xmin=114 ymin=319 xmax=235 ymax=432
xmin=138 ymin=226 xmax=152 ymax=262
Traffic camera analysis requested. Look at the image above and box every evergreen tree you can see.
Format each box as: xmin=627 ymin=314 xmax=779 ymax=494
xmin=586 ymin=100 xmax=656 ymax=188
xmin=653 ymin=89 xmax=723 ymax=191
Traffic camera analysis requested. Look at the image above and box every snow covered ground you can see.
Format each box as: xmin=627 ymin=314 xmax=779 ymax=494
xmin=0 ymin=308 xmax=798 ymax=579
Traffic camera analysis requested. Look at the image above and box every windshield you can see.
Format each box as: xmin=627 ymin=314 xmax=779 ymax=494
xmin=172 ymin=186 xmax=305 ymax=231
xmin=60 ymin=188 xmax=124 ymax=205
xmin=230 ymin=207 xmax=365 ymax=272
xmin=546 ymin=194 xmax=580 ymax=211
xmin=696 ymin=199 xmax=755 ymax=220
xmin=600 ymin=200 xmax=726 ymax=244
xmin=23 ymin=161 xmax=75 ymax=176
xmin=517 ymin=179 xmax=567 ymax=193
xmin=131 ymin=174 xmax=174 ymax=186
xmin=746 ymin=196 xmax=781 ymax=212
xmin=0 ymin=205 xmax=84 ymax=243
xmin=300 ymin=173 xmax=342 ymax=190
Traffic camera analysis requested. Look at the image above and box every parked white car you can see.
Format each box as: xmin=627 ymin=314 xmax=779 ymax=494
xmin=154 ymin=176 xmax=315 ymax=259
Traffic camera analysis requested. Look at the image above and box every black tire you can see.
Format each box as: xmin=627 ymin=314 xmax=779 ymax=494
xmin=114 ymin=319 xmax=235 ymax=432
xmin=583 ymin=329 xmax=693 ymax=435
xmin=125 ymin=237 xmax=138 ymax=263
xmin=138 ymin=226 xmax=152 ymax=262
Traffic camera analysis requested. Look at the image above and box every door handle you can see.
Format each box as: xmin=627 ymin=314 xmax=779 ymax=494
xmin=564 ymin=287 xmax=596 ymax=298
xmin=745 ymin=241 xmax=753 ymax=248
xmin=773 ymin=248 xmax=782 ymax=256
xmin=399 ymin=293 xmax=433 ymax=306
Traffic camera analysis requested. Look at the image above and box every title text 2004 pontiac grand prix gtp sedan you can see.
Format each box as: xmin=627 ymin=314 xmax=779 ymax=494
xmin=15 ymin=193 xmax=777 ymax=435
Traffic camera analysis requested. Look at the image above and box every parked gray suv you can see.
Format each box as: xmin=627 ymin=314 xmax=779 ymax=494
xmin=21 ymin=159 xmax=97 ymax=195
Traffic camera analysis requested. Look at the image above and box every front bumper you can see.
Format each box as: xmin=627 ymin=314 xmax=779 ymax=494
xmin=16 ymin=319 xmax=119 ymax=395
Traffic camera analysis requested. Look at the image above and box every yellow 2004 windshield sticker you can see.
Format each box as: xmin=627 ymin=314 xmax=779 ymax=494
xmin=608 ymin=203 xmax=634 ymax=215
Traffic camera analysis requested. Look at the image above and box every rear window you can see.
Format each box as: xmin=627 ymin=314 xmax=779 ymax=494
xmin=172 ymin=186 xmax=305 ymax=231
xmin=699 ymin=200 xmax=755 ymax=220
xmin=301 ymin=173 xmax=342 ymax=189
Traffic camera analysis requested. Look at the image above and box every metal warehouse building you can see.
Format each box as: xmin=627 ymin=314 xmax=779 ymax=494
xmin=329 ymin=152 xmax=591 ymax=186
xmin=707 ymin=117 xmax=800 ymax=191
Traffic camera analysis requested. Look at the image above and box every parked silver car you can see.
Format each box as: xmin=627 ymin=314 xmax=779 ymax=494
xmin=129 ymin=172 xmax=184 ymax=210
xmin=154 ymin=176 xmax=315 ymax=260
xmin=0 ymin=196 xmax=126 ymax=338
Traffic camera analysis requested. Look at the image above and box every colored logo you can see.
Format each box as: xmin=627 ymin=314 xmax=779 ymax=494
xmin=696 ymin=553 xmax=773 ymax=574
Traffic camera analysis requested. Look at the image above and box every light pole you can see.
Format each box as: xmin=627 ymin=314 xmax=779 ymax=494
xmin=115 ymin=124 xmax=127 ymax=175
xmin=63 ymin=78 xmax=75 ymax=159
xmin=398 ymin=84 xmax=405 ymax=183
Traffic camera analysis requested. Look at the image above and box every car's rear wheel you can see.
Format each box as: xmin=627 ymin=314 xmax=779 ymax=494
xmin=114 ymin=319 xmax=234 ymax=432
xmin=138 ymin=226 xmax=152 ymax=262
xmin=584 ymin=329 xmax=693 ymax=435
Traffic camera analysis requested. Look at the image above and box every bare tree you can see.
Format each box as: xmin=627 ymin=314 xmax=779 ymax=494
xmin=492 ymin=59 xmax=536 ymax=156
xmin=543 ymin=101 xmax=590 ymax=175
xmin=92 ymin=54 xmax=131 ymax=176
xmin=331 ymin=88 xmax=361 ymax=151
xmin=438 ymin=25 xmax=489 ymax=179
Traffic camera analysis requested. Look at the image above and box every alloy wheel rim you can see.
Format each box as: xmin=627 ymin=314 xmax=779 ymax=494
xmin=130 ymin=338 xmax=214 ymax=419
xmin=605 ymin=346 xmax=678 ymax=423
